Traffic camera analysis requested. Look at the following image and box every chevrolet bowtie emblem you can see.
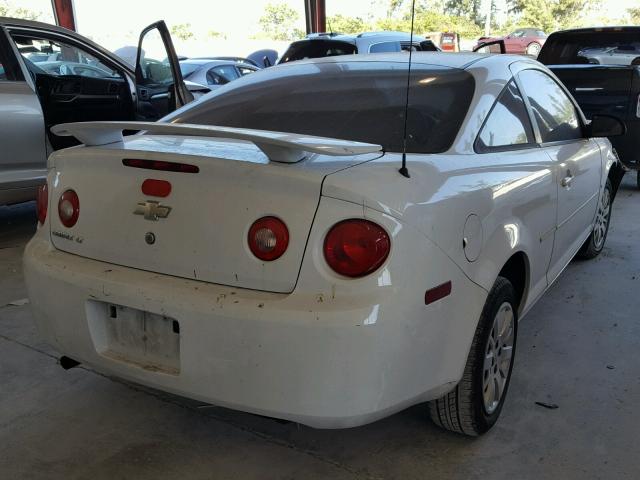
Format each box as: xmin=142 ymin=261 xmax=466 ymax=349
xmin=134 ymin=201 xmax=172 ymax=221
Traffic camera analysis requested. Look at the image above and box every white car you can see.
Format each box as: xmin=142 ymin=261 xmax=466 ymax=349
xmin=24 ymin=53 xmax=622 ymax=436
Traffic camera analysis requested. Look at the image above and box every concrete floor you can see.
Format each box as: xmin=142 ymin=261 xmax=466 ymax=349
xmin=1 ymin=177 xmax=639 ymax=480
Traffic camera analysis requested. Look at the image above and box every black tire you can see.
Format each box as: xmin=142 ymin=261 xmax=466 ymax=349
xmin=577 ymin=178 xmax=613 ymax=259
xmin=429 ymin=277 xmax=518 ymax=436
xmin=636 ymin=170 xmax=640 ymax=190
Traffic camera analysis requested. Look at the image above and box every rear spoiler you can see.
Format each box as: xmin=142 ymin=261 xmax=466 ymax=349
xmin=50 ymin=121 xmax=382 ymax=164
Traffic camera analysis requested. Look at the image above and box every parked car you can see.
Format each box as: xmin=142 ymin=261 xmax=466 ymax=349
xmin=476 ymin=28 xmax=547 ymax=56
xmin=0 ymin=17 xmax=197 ymax=206
xmin=25 ymin=52 xmax=620 ymax=436
xmin=278 ymin=31 xmax=440 ymax=64
xmin=179 ymin=58 xmax=258 ymax=88
xmin=537 ymin=27 xmax=639 ymax=189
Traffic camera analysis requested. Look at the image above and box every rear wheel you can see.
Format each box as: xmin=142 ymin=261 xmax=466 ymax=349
xmin=577 ymin=178 xmax=612 ymax=259
xmin=526 ymin=42 xmax=541 ymax=56
xmin=429 ymin=277 xmax=518 ymax=436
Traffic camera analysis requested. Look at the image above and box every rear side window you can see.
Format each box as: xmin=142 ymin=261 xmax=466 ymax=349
xmin=518 ymin=69 xmax=582 ymax=143
xmin=171 ymin=62 xmax=475 ymax=154
xmin=279 ymin=40 xmax=357 ymax=63
xmin=369 ymin=42 xmax=401 ymax=53
xmin=476 ymin=80 xmax=534 ymax=152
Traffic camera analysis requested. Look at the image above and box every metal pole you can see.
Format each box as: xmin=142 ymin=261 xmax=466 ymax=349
xmin=315 ymin=0 xmax=326 ymax=33
xmin=51 ymin=0 xmax=77 ymax=31
xmin=484 ymin=0 xmax=492 ymax=37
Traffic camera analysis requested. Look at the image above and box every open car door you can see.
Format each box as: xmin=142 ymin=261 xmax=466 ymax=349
xmin=135 ymin=21 xmax=193 ymax=120
xmin=473 ymin=39 xmax=506 ymax=54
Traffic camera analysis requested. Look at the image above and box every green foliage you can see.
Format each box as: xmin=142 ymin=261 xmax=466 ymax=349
xmin=443 ymin=0 xmax=483 ymax=26
xmin=375 ymin=4 xmax=482 ymax=38
xmin=259 ymin=2 xmax=304 ymax=41
xmin=327 ymin=14 xmax=370 ymax=34
xmin=505 ymin=0 xmax=597 ymax=31
xmin=629 ymin=7 xmax=640 ymax=24
xmin=0 ymin=1 xmax=40 ymax=20
xmin=208 ymin=30 xmax=227 ymax=40
xmin=170 ymin=23 xmax=194 ymax=41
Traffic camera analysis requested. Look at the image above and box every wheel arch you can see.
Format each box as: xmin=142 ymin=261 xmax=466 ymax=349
xmin=496 ymin=251 xmax=530 ymax=314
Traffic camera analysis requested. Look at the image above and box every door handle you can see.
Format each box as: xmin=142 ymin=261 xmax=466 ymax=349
xmin=561 ymin=172 xmax=573 ymax=188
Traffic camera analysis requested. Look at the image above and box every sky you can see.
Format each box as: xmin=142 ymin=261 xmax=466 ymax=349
xmin=9 ymin=0 xmax=640 ymax=56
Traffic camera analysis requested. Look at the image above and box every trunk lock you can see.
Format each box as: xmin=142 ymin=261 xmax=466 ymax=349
xmin=145 ymin=232 xmax=156 ymax=245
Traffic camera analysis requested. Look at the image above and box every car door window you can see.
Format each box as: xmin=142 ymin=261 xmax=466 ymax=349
xmin=12 ymin=34 xmax=122 ymax=80
xmin=476 ymin=80 xmax=535 ymax=152
xmin=206 ymin=65 xmax=238 ymax=85
xmin=369 ymin=42 xmax=401 ymax=53
xmin=518 ymin=69 xmax=583 ymax=143
xmin=237 ymin=66 xmax=255 ymax=76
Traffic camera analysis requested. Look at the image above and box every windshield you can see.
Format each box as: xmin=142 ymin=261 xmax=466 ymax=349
xmin=539 ymin=31 xmax=640 ymax=65
xmin=169 ymin=61 xmax=475 ymax=154
xmin=279 ymin=40 xmax=357 ymax=64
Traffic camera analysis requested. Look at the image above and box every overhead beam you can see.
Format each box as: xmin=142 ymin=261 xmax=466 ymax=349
xmin=51 ymin=0 xmax=77 ymax=31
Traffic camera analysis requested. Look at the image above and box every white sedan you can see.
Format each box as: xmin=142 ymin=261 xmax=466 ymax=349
xmin=24 ymin=53 xmax=622 ymax=436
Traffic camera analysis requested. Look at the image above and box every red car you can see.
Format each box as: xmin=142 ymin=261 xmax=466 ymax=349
xmin=475 ymin=28 xmax=547 ymax=56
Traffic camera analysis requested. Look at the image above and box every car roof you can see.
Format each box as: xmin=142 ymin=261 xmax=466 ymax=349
xmin=282 ymin=52 xmax=500 ymax=70
xmin=297 ymin=31 xmax=424 ymax=45
xmin=180 ymin=59 xmax=240 ymax=67
xmin=550 ymin=26 xmax=640 ymax=35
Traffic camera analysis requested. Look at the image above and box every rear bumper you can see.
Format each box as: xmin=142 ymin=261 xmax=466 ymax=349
xmin=24 ymin=232 xmax=486 ymax=428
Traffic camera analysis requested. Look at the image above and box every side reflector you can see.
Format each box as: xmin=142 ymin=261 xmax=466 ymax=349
xmin=36 ymin=182 xmax=48 ymax=225
xmin=425 ymin=281 xmax=452 ymax=305
xmin=142 ymin=179 xmax=172 ymax=198
xmin=123 ymin=159 xmax=199 ymax=173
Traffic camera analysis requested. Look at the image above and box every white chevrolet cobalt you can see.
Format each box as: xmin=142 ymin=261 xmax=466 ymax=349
xmin=24 ymin=53 xmax=622 ymax=436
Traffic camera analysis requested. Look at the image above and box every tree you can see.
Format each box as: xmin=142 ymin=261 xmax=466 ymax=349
xmin=444 ymin=0 xmax=483 ymax=26
xmin=170 ymin=24 xmax=194 ymax=41
xmin=505 ymin=0 xmax=596 ymax=31
xmin=327 ymin=14 xmax=370 ymax=34
xmin=208 ymin=30 xmax=227 ymax=40
xmin=0 ymin=1 xmax=40 ymax=20
xmin=629 ymin=6 xmax=640 ymax=24
xmin=258 ymin=2 xmax=304 ymax=41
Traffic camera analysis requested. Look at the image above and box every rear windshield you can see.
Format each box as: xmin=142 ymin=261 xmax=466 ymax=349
xmin=539 ymin=31 xmax=640 ymax=65
xmin=170 ymin=61 xmax=475 ymax=154
xmin=180 ymin=62 xmax=201 ymax=77
xmin=279 ymin=40 xmax=357 ymax=64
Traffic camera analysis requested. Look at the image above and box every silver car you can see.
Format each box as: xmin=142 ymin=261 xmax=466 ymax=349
xmin=0 ymin=17 xmax=194 ymax=206
xmin=179 ymin=58 xmax=258 ymax=89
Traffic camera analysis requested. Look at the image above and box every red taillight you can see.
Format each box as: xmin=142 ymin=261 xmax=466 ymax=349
xmin=58 ymin=190 xmax=80 ymax=228
xmin=142 ymin=179 xmax=172 ymax=197
xmin=36 ymin=183 xmax=48 ymax=225
xmin=248 ymin=216 xmax=289 ymax=261
xmin=324 ymin=219 xmax=390 ymax=278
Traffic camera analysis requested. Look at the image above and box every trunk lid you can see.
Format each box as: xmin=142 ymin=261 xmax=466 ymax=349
xmin=48 ymin=134 xmax=382 ymax=293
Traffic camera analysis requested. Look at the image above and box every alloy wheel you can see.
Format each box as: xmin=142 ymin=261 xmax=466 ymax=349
xmin=482 ymin=302 xmax=515 ymax=415
xmin=593 ymin=185 xmax=611 ymax=250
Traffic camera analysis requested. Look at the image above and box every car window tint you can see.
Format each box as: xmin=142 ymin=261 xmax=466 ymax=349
xmin=171 ymin=62 xmax=475 ymax=154
xmin=237 ymin=66 xmax=255 ymax=76
xmin=206 ymin=65 xmax=239 ymax=85
xmin=518 ymin=69 xmax=582 ymax=143
xmin=539 ymin=31 xmax=640 ymax=65
xmin=369 ymin=42 xmax=401 ymax=53
xmin=12 ymin=34 xmax=122 ymax=80
xmin=477 ymin=80 xmax=534 ymax=151
xmin=279 ymin=40 xmax=357 ymax=63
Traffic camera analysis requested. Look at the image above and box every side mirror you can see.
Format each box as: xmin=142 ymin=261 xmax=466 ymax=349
xmin=586 ymin=114 xmax=626 ymax=138
xmin=263 ymin=56 xmax=272 ymax=68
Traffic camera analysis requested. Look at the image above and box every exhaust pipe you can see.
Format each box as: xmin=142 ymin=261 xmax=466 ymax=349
xmin=59 ymin=356 xmax=81 ymax=370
